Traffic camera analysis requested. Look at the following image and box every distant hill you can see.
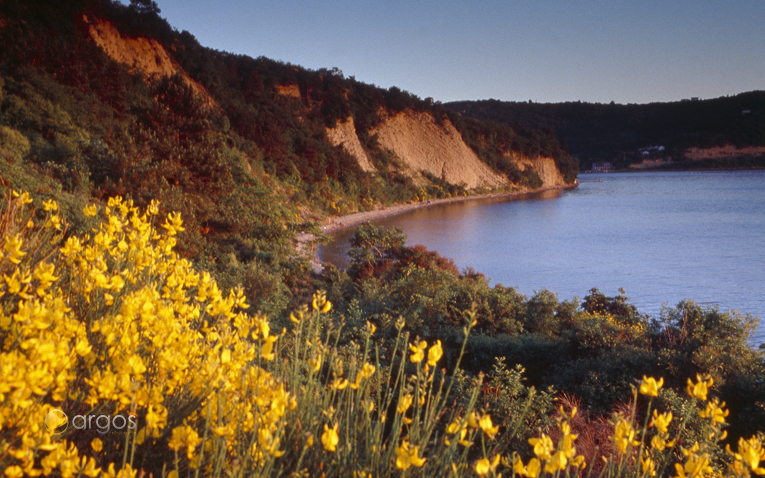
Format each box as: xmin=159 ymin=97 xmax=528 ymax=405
xmin=446 ymin=93 xmax=765 ymax=170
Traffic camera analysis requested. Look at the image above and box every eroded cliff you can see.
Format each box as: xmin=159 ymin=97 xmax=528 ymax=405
xmin=86 ymin=16 xmax=217 ymax=109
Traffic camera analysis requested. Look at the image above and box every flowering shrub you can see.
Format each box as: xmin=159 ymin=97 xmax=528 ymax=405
xmin=1 ymin=192 xmax=288 ymax=477
xmin=1 ymin=192 xmax=764 ymax=477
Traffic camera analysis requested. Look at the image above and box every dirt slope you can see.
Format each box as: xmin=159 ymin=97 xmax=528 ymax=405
xmin=371 ymin=111 xmax=506 ymax=189
xmin=325 ymin=117 xmax=376 ymax=172
xmin=86 ymin=16 xmax=217 ymax=109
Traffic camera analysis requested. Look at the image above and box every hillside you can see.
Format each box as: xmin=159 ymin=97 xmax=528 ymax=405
xmin=446 ymin=93 xmax=765 ymax=170
xmin=0 ymin=0 xmax=576 ymax=309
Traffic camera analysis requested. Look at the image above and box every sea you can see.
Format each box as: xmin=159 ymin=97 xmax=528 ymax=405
xmin=319 ymin=170 xmax=765 ymax=346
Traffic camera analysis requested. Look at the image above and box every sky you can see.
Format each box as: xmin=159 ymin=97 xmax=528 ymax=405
xmin=147 ymin=0 xmax=765 ymax=105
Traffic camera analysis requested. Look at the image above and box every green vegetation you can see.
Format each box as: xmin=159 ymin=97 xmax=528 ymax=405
xmin=1 ymin=0 xmax=763 ymax=475
xmin=446 ymin=95 xmax=765 ymax=169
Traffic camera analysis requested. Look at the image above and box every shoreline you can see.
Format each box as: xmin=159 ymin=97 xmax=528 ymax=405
xmin=319 ymin=183 xmax=577 ymax=234
xmin=297 ymin=183 xmax=577 ymax=272
xmin=581 ymin=165 xmax=765 ymax=174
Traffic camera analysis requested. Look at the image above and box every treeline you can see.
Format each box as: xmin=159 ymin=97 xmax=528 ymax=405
xmin=446 ymin=94 xmax=765 ymax=167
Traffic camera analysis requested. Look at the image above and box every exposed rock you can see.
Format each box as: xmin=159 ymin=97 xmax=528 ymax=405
xmin=276 ymin=84 xmax=301 ymax=99
xmin=87 ymin=17 xmax=218 ymax=109
xmin=371 ymin=111 xmax=506 ymax=189
xmin=507 ymin=153 xmax=566 ymax=188
xmin=325 ymin=117 xmax=376 ymax=172
xmin=685 ymin=145 xmax=765 ymax=160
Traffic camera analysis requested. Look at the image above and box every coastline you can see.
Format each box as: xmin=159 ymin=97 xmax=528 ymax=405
xmin=297 ymin=182 xmax=577 ymax=272
xmin=319 ymin=183 xmax=577 ymax=234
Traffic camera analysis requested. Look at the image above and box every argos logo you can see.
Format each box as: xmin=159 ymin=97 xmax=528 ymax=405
xmin=44 ymin=410 xmax=137 ymax=435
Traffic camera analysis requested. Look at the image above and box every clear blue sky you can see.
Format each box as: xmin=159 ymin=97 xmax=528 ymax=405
xmin=148 ymin=0 xmax=765 ymax=105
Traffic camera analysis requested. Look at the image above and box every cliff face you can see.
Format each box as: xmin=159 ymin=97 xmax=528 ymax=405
xmin=509 ymin=154 xmax=567 ymax=188
xmin=370 ymin=111 xmax=505 ymax=189
xmin=685 ymin=145 xmax=765 ymax=160
xmin=326 ymin=110 xmax=568 ymax=190
xmin=86 ymin=16 xmax=217 ymax=109
xmin=325 ymin=117 xmax=376 ymax=172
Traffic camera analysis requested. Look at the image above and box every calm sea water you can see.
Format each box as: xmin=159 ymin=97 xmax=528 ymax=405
xmin=320 ymin=171 xmax=765 ymax=345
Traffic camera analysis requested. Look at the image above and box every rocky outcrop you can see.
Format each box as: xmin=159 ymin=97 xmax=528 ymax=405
xmin=86 ymin=16 xmax=217 ymax=109
xmin=325 ymin=117 xmax=376 ymax=172
xmin=508 ymin=154 xmax=567 ymax=188
xmin=371 ymin=111 xmax=506 ymax=189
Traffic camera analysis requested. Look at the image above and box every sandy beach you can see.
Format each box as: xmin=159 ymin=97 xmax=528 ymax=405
xmin=319 ymin=183 xmax=576 ymax=234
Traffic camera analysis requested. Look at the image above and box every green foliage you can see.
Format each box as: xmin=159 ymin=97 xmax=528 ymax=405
xmin=348 ymin=223 xmax=407 ymax=278
xmin=448 ymin=94 xmax=765 ymax=168
xmin=452 ymin=358 xmax=556 ymax=454
xmin=0 ymin=126 xmax=30 ymax=160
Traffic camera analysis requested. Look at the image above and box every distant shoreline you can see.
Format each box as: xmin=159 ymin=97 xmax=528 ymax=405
xmin=320 ymin=183 xmax=577 ymax=234
xmin=581 ymin=166 xmax=765 ymax=174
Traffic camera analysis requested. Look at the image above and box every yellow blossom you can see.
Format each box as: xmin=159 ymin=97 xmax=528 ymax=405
xmin=161 ymin=212 xmax=185 ymax=236
xmin=168 ymin=425 xmax=202 ymax=460
xmin=409 ymin=340 xmax=427 ymax=364
xmin=642 ymin=454 xmax=657 ymax=477
xmin=13 ymin=190 xmax=33 ymax=204
xmin=84 ymin=204 xmax=98 ymax=217
xmin=529 ymin=434 xmax=555 ymax=461
xmin=651 ymin=435 xmax=675 ymax=451
xmin=427 ymin=340 xmax=443 ymax=367
xmin=651 ymin=410 xmax=673 ymax=434
xmin=475 ymin=455 xmax=500 ymax=476
xmin=687 ymin=374 xmax=713 ymax=401
xmin=321 ymin=424 xmax=339 ymax=452
xmin=479 ymin=414 xmax=499 ymax=440
xmin=545 ymin=450 xmax=568 ymax=473
xmin=513 ymin=456 xmax=541 ymax=478
xmin=727 ymin=437 xmax=765 ymax=475
xmin=147 ymin=199 xmax=160 ymax=216
xmin=613 ymin=418 xmax=639 ymax=454
xmin=699 ymin=399 xmax=729 ymax=424
xmin=4 ymin=466 xmax=23 ymax=478
xmin=674 ymin=452 xmax=712 ymax=478
xmin=360 ymin=363 xmax=375 ymax=378
xmin=398 ymin=394 xmax=413 ymax=414
xmin=640 ymin=376 xmax=663 ymax=397
xmin=91 ymin=438 xmax=103 ymax=452
xmin=394 ymin=441 xmax=426 ymax=469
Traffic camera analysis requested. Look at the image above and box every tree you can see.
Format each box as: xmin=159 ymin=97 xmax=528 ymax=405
xmin=129 ymin=0 xmax=161 ymax=14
